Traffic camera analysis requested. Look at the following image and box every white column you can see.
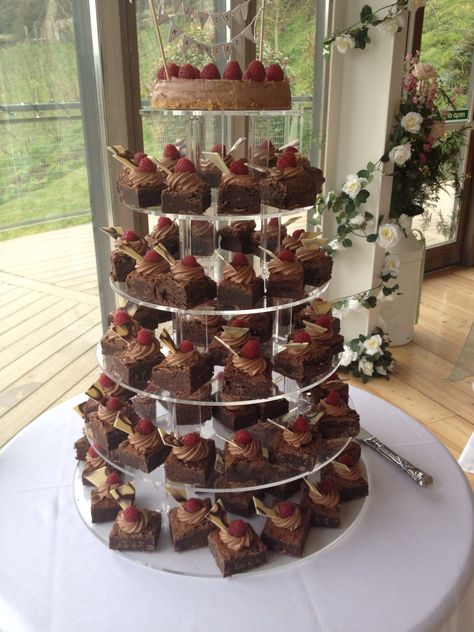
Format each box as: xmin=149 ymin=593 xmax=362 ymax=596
xmin=322 ymin=0 xmax=408 ymax=339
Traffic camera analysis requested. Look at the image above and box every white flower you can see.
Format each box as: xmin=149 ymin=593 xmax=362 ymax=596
xmin=388 ymin=143 xmax=412 ymax=165
xmin=377 ymin=223 xmax=400 ymax=249
xmin=363 ymin=334 xmax=383 ymax=356
xmin=349 ymin=214 xmax=366 ymax=226
xmin=382 ymin=254 xmax=401 ymax=277
xmin=375 ymin=365 xmax=387 ymax=376
xmin=335 ymin=34 xmax=356 ymax=54
xmin=407 ymin=0 xmax=426 ymax=12
xmin=412 ymin=62 xmax=436 ymax=80
xmin=398 ymin=213 xmax=412 ymax=231
xmin=347 ymin=297 xmax=363 ymax=312
xmin=358 ymin=357 xmax=374 ymax=376
xmin=340 ymin=345 xmax=359 ymax=367
xmin=376 ymin=14 xmax=403 ymax=35
xmin=342 ymin=174 xmax=367 ymax=199
xmin=400 ymin=111 xmax=423 ymax=134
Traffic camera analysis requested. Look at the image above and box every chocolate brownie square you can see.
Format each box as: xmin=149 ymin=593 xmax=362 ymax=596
xmin=218 ymin=220 xmax=256 ymax=254
xmin=223 ymin=435 xmax=269 ymax=483
xmin=274 ymin=343 xmax=333 ymax=386
xmin=116 ymin=430 xmax=171 ymax=474
xmin=321 ymin=461 xmax=369 ymax=502
xmin=164 ymin=438 xmax=216 ymax=486
xmin=74 ymin=435 xmax=89 ymax=461
xmin=222 ymin=355 xmax=273 ymax=400
xmin=151 ymin=348 xmax=213 ymax=397
xmin=109 ymin=508 xmax=161 ymax=551
xmin=217 ymin=177 xmax=261 ymax=214
xmin=269 ymin=425 xmax=322 ymax=473
xmin=300 ymin=481 xmax=341 ymax=528
xmin=154 ymin=270 xmax=217 ymax=309
xmin=214 ymin=476 xmax=264 ymax=517
xmin=217 ymin=276 xmax=264 ymax=309
xmin=214 ymin=399 xmax=259 ymax=432
xmin=260 ymin=503 xmax=311 ymax=557
xmin=208 ymin=524 xmax=267 ymax=577
xmin=168 ymin=498 xmax=217 ymax=551
xmin=181 ymin=312 xmax=225 ymax=347
xmin=91 ymin=483 xmax=135 ymax=523
xmin=161 ymin=186 xmax=211 ymax=215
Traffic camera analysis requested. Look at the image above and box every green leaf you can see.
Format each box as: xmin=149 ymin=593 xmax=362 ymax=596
xmin=366 ymin=233 xmax=378 ymax=242
xmin=364 ymin=211 xmax=374 ymax=220
xmin=367 ymin=161 xmax=376 ymax=172
xmin=357 ymin=189 xmax=370 ymax=203
xmin=342 ymin=238 xmax=353 ymax=248
xmin=357 ymin=169 xmax=370 ymax=179
xmin=360 ymin=4 xmax=374 ymax=22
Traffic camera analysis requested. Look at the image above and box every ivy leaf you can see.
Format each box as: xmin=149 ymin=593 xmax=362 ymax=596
xmin=360 ymin=4 xmax=374 ymax=22
xmin=357 ymin=169 xmax=370 ymax=179
xmin=364 ymin=211 xmax=374 ymax=220
xmin=366 ymin=295 xmax=377 ymax=307
xmin=342 ymin=238 xmax=353 ymax=247
xmin=357 ymin=189 xmax=370 ymax=203
xmin=366 ymin=233 xmax=378 ymax=242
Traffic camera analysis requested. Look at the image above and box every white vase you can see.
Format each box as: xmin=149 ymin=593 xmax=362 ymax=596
xmin=380 ymin=229 xmax=425 ymax=346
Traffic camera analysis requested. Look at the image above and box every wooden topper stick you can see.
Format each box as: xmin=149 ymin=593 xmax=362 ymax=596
xmin=228 ymin=137 xmax=246 ymax=154
xmin=259 ymin=0 xmax=266 ymax=62
xmin=147 ymin=154 xmax=172 ymax=176
xmin=202 ymin=151 xmax=230 ymax=175
xmin=148 ymin=0 xmax=169 ymax=80
xmin=213 ymin=336 xmax=239 ymax=358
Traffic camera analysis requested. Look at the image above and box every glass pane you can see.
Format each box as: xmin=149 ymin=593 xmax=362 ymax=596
xmin=0 ymin=0 xmax=98 ymax=444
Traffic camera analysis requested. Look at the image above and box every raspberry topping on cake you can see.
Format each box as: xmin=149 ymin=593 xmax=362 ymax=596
xmin=293 ymin=330 xmax=312 ymax=344
xmin=134 ymin=151 xmax=147 ymax=163
xmin=228 ymin=519 xmax=247 ymax=537
xmin=293 ymin=415 xmax=310 ymax=433
xmin=182 ymin=432 xmax=200 ymax=447
xmin=246 ymin=60 xmax=266 ymax=82
xmin=98 ymin=373 xmax=115 ymax=388
xmin=106 ymin=471 xmax=122 ymax=485
xmin=315 ymin=315 xmax=332 ymax=331
xmin=285 ymin=146 xmax=298 ymax=154
xmin=143 ymin=249 xmax=161 ymax=263
xmin=179 ymin=340 xmax=194 ymax=353
xmin=211 ymin=143 xmax=226 ymax=156
xmin=201 ymin=63 xmax=221 ymax=80
xmin=123 ymin=506 xmax=139 ymax=523
xmin=135 ymin=418 xmax=154 ymax=435
xmin=174 ymin=158 xmax=196 ymax=173
xmin=229 ymin=318 xmax=246 ymax=328
xmin=138 ymin=157 xmax=157 ymax=173
xmin=223 ymin=60 xmax=243 ymax=80
xmin=229 ymin=160 xmax=249 ymax=175
xmin=240 ymin=340 xmax=260 ymax=359
xmin=265 ymin=63 xmax=284 ymax=81
xmin=112 ymin=310 xmax=131 ymax=326
xmin=338 ymin=454 xmax=354 ymax=468
xmin=163 ymin=144 xmax=180 ymax=159
xmin=318 ymin=479 xmax=334 ymax=494
xmin=157 ymin=63 xmax=180 ymax=80
xmin=87 ymin=445 xmax=99 ymax=458
xmin=277 ymin=249 xmax=295 ymax=262
xmin=184 ymin=498 xmax=203 ymax=513
xmin=136 ymin=329 xmax=153 ymax=345
xmin=293 ymin=228 xmax=305 ymax=238
xmin=276 ymin=153 xmax=297 ymax=170
xmin=157 ymin=216 xmax=173 ymax=228
xmin=182 ymin=254 xmax=198 ymax=267
xmin=122 ymin=229 xmax=138 ymax=241
xmin=269 ymin=217 xmax=280 ymax=226
xmin=107 ymin=397 xmax=122 ymax=412
xmin=232 ymin=253 xmax=249 ymax=267
xmin=276 ymin=501 xmax=295 ymax=518
xmin=325 ymin=389 xmax=343 ymax=406
xmin=178 ymin=63 xmax=196 ymax=79
xmin=234 ymin=429 xmax=253 ymax=446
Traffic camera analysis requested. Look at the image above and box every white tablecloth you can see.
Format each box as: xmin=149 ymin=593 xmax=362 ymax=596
xmin=1 ymin=387 xmax=473 ymax=632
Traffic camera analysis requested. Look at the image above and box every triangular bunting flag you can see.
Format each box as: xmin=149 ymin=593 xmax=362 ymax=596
xmin=241 ymin=22 xmax=256 ymax=43
xmin=203 ymin=43 xmax=214 ymax=60
xmin=168 ymin=21 xmax=182 ymax=43
xmin=182 ymin=35 xmax=193 ymax=53
xmin=198 ymin=11 xmax=209 ymax=28
xmin=182 ymin=2 xmax=193 ymax=22
xmin=172 ymin=0 xmax=182 ymax=12
xmin=158 ymin=7 xmax=170 ymax=25
xmin=211 ymin=13 xmax=222 ymax=29
xmin=240 ymin=0 xmax=250 ymax=21
xmin=222 ymin=11 xmax=234 ymax=28
xmin=232 ymin=5 xmax=244 ymax=24
xmin=212 ymin=44 xmax=223 ymax=60
xmin=232 ymin=35 xmax=243 ymax=52
xmin=223 ymin=42 xmax=233 ymax=59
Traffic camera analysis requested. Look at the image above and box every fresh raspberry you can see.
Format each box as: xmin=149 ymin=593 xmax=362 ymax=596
xmin=136 ymin=329 xmax=153 ymax=346
xmin=269 ymin=218 xmax=280 ymax=226
xmin=179 ymin=340 xmax=194 ymax=353
xmin=134 ymin=151 xmax=147 ymax=163
xmin=135 ymin=418 xmax=155 ymax=435
xmin=201 ymin=63 xmax=221 ymax=80
xmin=182 ymin=432 xmax=200 ymax=447
xmin=228 ymin=519 xmax=247 ymax=537
xmin=325 ymin=389 xmax=342 ymax=406
xmin=106 ymin=471 xmax=122 ymax=486
xmin=315 ymin=315 xmax=332 ymax=331
xmin=138 ymin=157 xmax=157 ymax=173
xmin=174 ymin=157 xmax=195 ymax=173
xmin=223 ymin=61 xmax=243 ymax=80
xmin=123 ymin=506 xmax=139 ymax=523
xmin=245 ymin=60 xmax=266 ymax=82
xmin=293 ymin=330 xmax=311 ymax=344
xmin=87 ymin=445 xmax=99 ymax=458
xmin=178 ymin=63 xmax=196 ymax=79
xmin=234 ymin=429 xmax=252 ymax=446
xmin=122 ymin=229 xmax=138 ymax=242
xmin=293 ymin=228 xmax=305 ymax=239
xmin=211 ymin=143 xmax=226 ymax=156
xmin=107 ymin=397 xmax=122 ymax=412
xmin=265 ymin=63 xmax=284 ymax=81
xmin=98 ymin=373 xmax=115 ymax=388
xmin=193 ymin=66 xmax=201 ymax=78
xmin=229 ymin=160 xmax=248 ymax=176
xmin=276 ymin=501 xmax=295 ymax=518
xmin=184 ymin=498 xmax=203 ymax=513
xmin=338 ymin=454 xmax=354 ymax=468
xmin=232 ymin=253 xmax=249 ymax=267
xmin=143 ymin=249 xmax=161 ymax=263
xmin=240 ymin=339 xmax=260 ymax=359
xmin=230 ymin=318 xmax=246 ymax=328
xmin=157 ymin=216 xmax=173 ymax=228
xmin=276 ymin=153 xmax=296 ymax=170
xmin=163 ymin=144 xmax=180 ymax=160
xmin=277 ymin=249 xmax=295 ymax=262
xmin=318 ymin=479 xmax=334 ymax=494
xmin=293 ymin=415 xmax=310 ymax=433
xmin=182 ymin=254 xmax=198 ymax=267
xmin=112 ymin=310 xmax=131 ymax=326
xmin=285 ymin=146 xmax=298 ymax=154
xmin=157 ymin=63 xmax=180 ymax=80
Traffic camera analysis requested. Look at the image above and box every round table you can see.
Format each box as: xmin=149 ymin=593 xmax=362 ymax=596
xmin=1 ymin=387 xmax=473 ymax=632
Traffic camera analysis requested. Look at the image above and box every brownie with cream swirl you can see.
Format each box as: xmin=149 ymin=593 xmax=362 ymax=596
xmin=151 ymin=339 xmax=213 ymax=397
xmin=161 ymin=158 xmax=211 ymax=215
xmin=224 ymin=429 xmax=268 ymax=483
xmin=154 ymin=255 xmax=217 ymax=309
xmin=222 ymin=340 xmax=273 ymax=401
xmin=314 ymin=389 xmax=360 ymax=440
xmin=320 ymin=454 xmax=369 ymax=502
xmin=217 ymin=254 xmax=264 ymax=309
xmin=259 ymin=151 xmax=321 ymax=210
xmin=217 ymin=161 xmax=261 ymax=215
xmin=300 ymin=478 xmax=341 ymax=528
xmin=260 ymin=500 xmax=311 ymax=557
xmin=107 ymin=328 xmax=165 ymax=390
xmin=164 ymin=432 xmax=216 ymax=486
xmin=168 ymin=497 xmax=218 ymax=552
xmin=269 ymin=415 xmax=322 ymax=474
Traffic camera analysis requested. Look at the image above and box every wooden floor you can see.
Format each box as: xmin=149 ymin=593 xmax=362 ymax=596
xmin=0 ymin=224 xmax=473 ymax=489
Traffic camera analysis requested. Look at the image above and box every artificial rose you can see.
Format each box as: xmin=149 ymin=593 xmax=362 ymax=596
xmin=376 ymin=14 xmax=403 ymax=35
xmin=400 ymin=111 xmax=423 ymax=134
xmin=382 ymin=254 xmax=401 ymax=277
xmin=363 ymin=334 xmax=383 ymax=356
xmin=347 ymin=297 xmax=363 ymax=312
xmin=397 ymin=214 xmax=412 ymax=231
xmin=358 ymin=357 xmax=374 ymax=376
xmin=335 ymin=34 xmax=355 ymax=54
xmin=340 ymin=345 xmax=359 ymax=367
xmin=412 ymin=62 xmax=436 ymax=80
xmin=376 ymin=223 xmax=400 ymax=249
xmin=342 ymin=174 xmax=366 ymax=199
xmin=349 ymin=214 xmax=366 ymax=226
xmin=431 ymin=120 xmax=445 ymax=140
xmin=388 ymin=143 xmax=412 ymax=165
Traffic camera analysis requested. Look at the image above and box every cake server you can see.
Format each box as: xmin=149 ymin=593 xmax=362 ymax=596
xmin=356 ymin=427 xmax=434 ymax=486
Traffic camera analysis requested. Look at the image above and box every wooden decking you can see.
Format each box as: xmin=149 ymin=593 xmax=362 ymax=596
xmin=0 ymin=224 xmax=473 ymax=489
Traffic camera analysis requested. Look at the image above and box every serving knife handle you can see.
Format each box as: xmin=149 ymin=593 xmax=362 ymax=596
xmin=361 ymin=437 xmax=434 ymax=486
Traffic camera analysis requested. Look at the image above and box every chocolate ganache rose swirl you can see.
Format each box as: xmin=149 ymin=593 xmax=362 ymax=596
xmin=283 ymin=426 xmax=313 ymax=447
xmin=176 ymin=503 xmax=208 ymax=525
xmin=194 ymin=310 xmax=223 ymax=328
xmin=129 ymin=428 xmax=162 ymax=454
xmin=191 ymin=220 xmax=212 ymax=237
xmin=271 ymin=506 xmax=302 ymax=531
xmin=135 ymin=257 xmax=170 ymax=277
xmin=96 ymin=480 xmax=121 ymax=500
xmin=230 ymin=219 xmax=256 ymax=231
xmin=288 ymin=342 xmax=314 ymax=358
xmin=85 ymin=451 xmax=106 ymax=468
xmin=101 ymin=382 xmax=126 ymax=398
xmin=121 ymin=168 xmax=164 ymax=190
xmin=165 ymin=348 xmax=200 ymax=367
xmin=319 ymin=399 xmax=349 ymax=417
xmin=97 ymin=404 xmax=121 ymax=424
xmin=220 ymin=327 xmax=250 ymax=350
xmin=165 ymin=171 xmax=203 ymax=192
xmin=333 ymin=461 xmax=362 ymax=481
xmin=173 ymin=437 xmax=210 ymax=462
xmin=223 ymin=262 xmax=256 ymax=286
xmin=117 ymin=508 xmax=149 ymax=534
xmin=309 ymin=484 xmax=340 ymax=508
xmin=171 ymin=260 xmax=204 ymax=282
xmin=281 ymin=233 xmax=303 ymax=252
xmin=160 ymin=156 xmax=179 ymax=172
xmin=220 ymin=526 xmax=251 ymax=551
xmin=273 ymin=166 xmax=306 ymax=181
xmin=221 ymin=172 xmax=256 ymax=186
xmin=228 ymin=438 xmax=262 ymax=459
xmin=267 ymin=257 xmax=301 ymax=277
xmin=127 ymin=337 xmax=161 ymax=361
xmin=232 ymin=354 xmax=267 ymax=377
xmin=295 ymin=245 xmax=327 ymax=265
xmin=149 ymin=221 xmax=179 ymax=241
xmin=117 ymin=234 xmax=147 ymax=255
